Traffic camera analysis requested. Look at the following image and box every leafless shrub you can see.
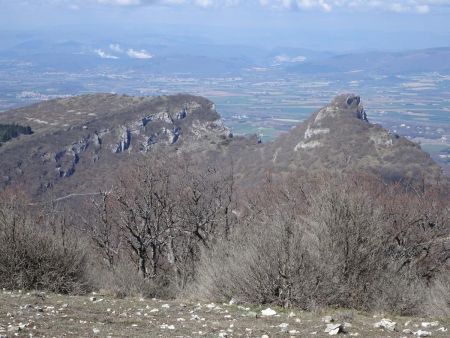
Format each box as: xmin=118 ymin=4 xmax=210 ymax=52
xmin=89 ymin=258 xmax=174 ymax=299
xmin=83 ymin=191 xmax=122 ymax=269
xmin=194 ymin=176 xmax=315 ymax=307
xmin=83 ymin=153 xmax=237 ymax=296
xmin=194 ymin=172 xmax=450 ymax=315
xmin=0 ymin=187 xmax=89 ymax=294
xmin=335 ymin=310 xmax=354 ymax=322
xmin=422 ymin=271 xmax=450 ymax=316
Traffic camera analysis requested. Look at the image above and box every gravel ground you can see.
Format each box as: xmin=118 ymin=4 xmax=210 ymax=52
xmin=0 ymin=290 xmax=449 ymax=337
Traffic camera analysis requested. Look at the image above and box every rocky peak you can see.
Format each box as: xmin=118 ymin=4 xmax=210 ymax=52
xmin=260 ymin=94 xmax=444 ymax=185
xmin=342 ymin=94 xmax=368 ymax=121
xmin=314 ymin=94 xmax=368 ymax=125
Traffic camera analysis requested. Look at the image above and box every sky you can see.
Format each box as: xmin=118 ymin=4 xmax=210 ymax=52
xmin=1 ymin=0 xmax=450 ymax=51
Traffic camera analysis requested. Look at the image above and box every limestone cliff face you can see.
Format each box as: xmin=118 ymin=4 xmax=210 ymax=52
xmin=239 ymin=94 xmax=445 ymax=184
xmin=0 ymin=94 xmax=232 ymax=196
xmin=0 ymin=93 xmax=445 ymax=198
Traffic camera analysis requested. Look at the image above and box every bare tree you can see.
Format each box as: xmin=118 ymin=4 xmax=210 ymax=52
xmin=170 ymin=157 xmax=237 ymax=289
xmin=84 ymin=191 xmax=122 ymax=269
xmin=112 ymin=159 xmax=176 ymax=279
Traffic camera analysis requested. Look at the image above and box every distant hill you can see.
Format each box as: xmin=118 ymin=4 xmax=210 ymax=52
xmin=286 ymin=47 xmax=450 ymax=74
xmin=0 ymin=93 xmax=445 ymax=199
xmin=4 ymin=37 xmax=449 ymax=76
xmin=247 ymin=94 xmax=445 ymax=184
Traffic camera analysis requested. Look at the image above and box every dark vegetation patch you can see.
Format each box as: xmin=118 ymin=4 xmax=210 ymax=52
xmin=0 ymin=123 xmax=32 ymax=145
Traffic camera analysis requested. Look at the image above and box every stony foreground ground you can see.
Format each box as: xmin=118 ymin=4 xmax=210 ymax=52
xmin=0 ymin=290 xmax=449 ymax=337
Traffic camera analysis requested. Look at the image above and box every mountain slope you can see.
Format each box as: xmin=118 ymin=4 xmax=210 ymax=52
xmin=0 ymin=94 xmax=233 ymax=196
xmin=0 ymin=93 xmax=445 ymax=199
xmin=239 ymin=94 xmax=445 ymax=184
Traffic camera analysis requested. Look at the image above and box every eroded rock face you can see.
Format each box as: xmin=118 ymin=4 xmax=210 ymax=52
xmin=344 ymin=95 xmax=368 ymax=121
xmin=315 ymin=94 xmax=368 ymax=123
xmin=259 ymin=93 xmax=445 ymax=185
xmin=0 ymin=92 xmax=445 ymax=198
xmin=0 ymin=94 xmax=233 ymax=196
xmin=113 ymin=127 xmax=131 ymax=153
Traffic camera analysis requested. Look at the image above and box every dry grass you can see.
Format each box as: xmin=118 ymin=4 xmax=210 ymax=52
xmin=0 ymin=291 xmax=449 ymax=338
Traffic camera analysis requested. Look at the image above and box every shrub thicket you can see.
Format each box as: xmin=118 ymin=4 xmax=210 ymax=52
xmin=194 ymin=173 xmax=450 ymax=315
xmin=0 ymin=188 xmax=89 ymax=294
xmin=0 ymin=123 xmax=32 ymax=144
xmin=1 ymin=156 xmax=449 ymax=316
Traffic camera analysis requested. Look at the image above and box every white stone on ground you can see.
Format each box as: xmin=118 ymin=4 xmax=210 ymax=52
xmin=421 ymin=322 xmax=438 ymax=328
xmin=325 ymin=323 xmax=345 ymax=335
xmin=261 ymin=308 xmax=276 ymax=316
xmin=374 ymin=318 xmax=397 ymax=332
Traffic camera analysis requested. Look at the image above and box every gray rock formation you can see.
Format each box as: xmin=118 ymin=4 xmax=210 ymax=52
xmin=0 ymin=94 xmax=233 ymax=197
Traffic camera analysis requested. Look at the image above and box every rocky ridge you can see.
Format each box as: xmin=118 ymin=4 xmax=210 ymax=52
xmin=0 ymin=93 xmax=446 ymax=198
xmin=0 ymin=94 xmax=232 ymax=196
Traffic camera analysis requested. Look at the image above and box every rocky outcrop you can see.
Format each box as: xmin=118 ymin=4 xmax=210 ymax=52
xmin=0 ymin=93 xmax=445 ymax=197
xmin=113 ymin=127 xmax=131 ymax=153
xmin=246 ymin=93 xmax=445 ymax=185
xmin=0 ymin=94 xmax=233 ymax=196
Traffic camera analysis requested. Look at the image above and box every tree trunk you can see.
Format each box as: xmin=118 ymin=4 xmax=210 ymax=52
xmin=138 ymin=247 xmax=147 ymax=278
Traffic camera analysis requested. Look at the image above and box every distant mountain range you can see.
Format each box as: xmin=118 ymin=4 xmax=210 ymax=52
xmin=285 ymin=47 xmax=450 ymax=74
xmin=1 ymin=36 xmax=449 ymax=75
xmin=0 ymin=93 xmax=445 ymax=199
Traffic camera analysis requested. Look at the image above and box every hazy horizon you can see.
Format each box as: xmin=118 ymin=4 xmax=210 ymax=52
xmin=1 ymin=0 xmax=450 ymax=52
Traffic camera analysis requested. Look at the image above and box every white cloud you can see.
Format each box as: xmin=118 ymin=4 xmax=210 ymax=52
xmin=97 ymin=0 xmax=142 ymax=5
xmin=416 ymin=4 xmax=430 ymax=13
xmin=127 ymin=48 xmax=153 ymax=59
xmin=274 ymin=54 xmax=307 ymax=63
xmin=95 ymin=49 xmax=119 ymax=59
xmin=109 ymin=43 xmax=123 ymax=52
xmin=25 ymin=0 xmax=450 ymax=13
xmin=96 ymin=0 xmax=187 ymax=5
xmin=261 ymin=0 xmax=448 ymax=13
xmin=195 ymin=0 xmax=213 ymax=6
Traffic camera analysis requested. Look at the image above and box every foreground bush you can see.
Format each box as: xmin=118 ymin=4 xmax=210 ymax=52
xmin=0 ymin=189 xmax=89 ymax=294
xmin=194 ymin=173 xmax=450 ymax=315
xmin=89 ymin=260 xmax=175 ymax=299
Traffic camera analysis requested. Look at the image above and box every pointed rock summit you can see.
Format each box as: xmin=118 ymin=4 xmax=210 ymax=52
xmin=248 ymin=94 xmax=445 ymax=184
xmin=0 ymin=93 xmax=446 ymax=198
xmin=314 ymin=94 xmax=368 ymax=123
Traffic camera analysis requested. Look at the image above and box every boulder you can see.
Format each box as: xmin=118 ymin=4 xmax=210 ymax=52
xmin=325 ymin=323 xmax=346 ymax=335
xmin=374 ymin=318 xmax=397 ymax=332
xmin=261 ymin=308 xmax=276 ymax=316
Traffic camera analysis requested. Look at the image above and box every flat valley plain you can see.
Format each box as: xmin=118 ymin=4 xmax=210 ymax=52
xmin=1 ymin=63 xmax=449 ymax=175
